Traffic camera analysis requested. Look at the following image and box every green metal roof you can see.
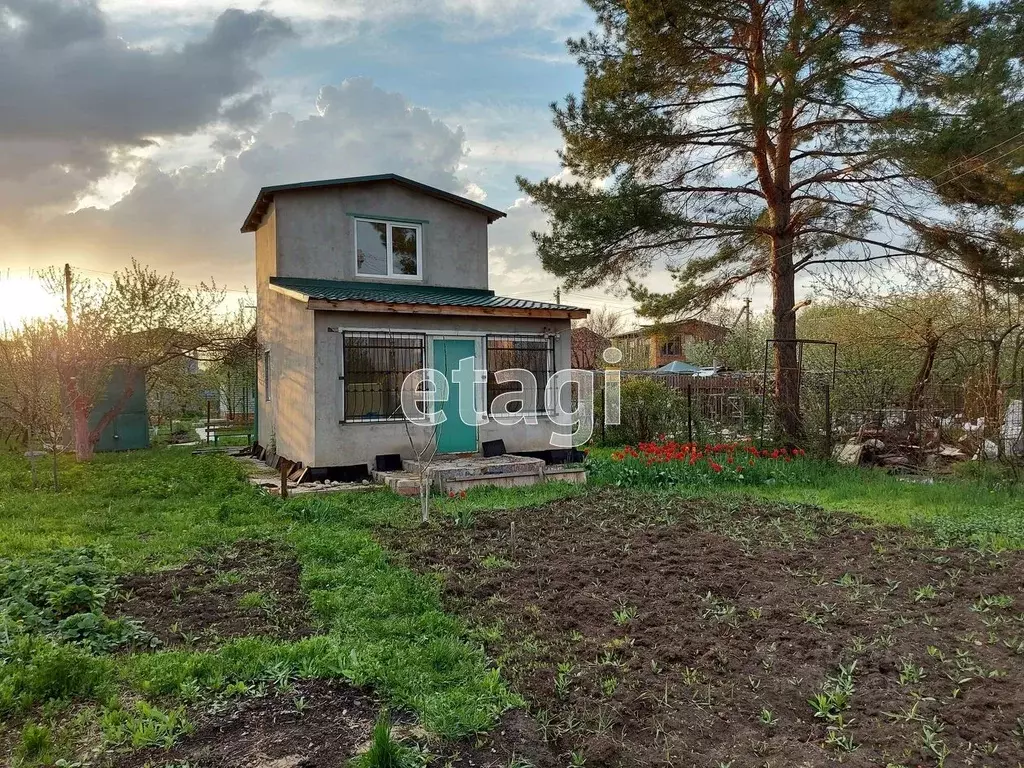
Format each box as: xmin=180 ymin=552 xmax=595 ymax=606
xmin=241 ymin=174 xmax=507 ymax=232
xmin=269 ymin=277 xmax=586 ymax=314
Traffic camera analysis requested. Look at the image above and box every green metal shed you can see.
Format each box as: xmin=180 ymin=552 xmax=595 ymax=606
xmin=89 ymin=366 xmax=150 ymax=452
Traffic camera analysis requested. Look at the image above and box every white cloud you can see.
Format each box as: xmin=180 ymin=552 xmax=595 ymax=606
xmin=0 ymin=1 xmax=294 ymax=219
xmin=8 ymin=78 xmax=469 ymax=287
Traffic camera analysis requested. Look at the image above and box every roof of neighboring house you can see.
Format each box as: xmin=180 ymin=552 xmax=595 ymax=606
xmin=269 ymin=277 xmax=589 ymax=320
xmin=240 ymin=174 xmax=507 ymax=232
xmin=572 ymin=326 xmax=610 ymax=345
xmin=612 ymin=318 xmax=731 ymax=339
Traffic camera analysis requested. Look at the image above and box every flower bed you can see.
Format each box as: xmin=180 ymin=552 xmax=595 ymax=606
xmin=589 ymin=439 xmax=810 ymax=488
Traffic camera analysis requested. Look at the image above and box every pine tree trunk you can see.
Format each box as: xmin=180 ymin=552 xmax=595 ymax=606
xmin=771 ymin=232 xmax=802 ymax=445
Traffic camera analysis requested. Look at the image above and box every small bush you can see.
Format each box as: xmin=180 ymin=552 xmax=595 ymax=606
xmin=15 ymin=722 xmax=53 ymax=764
xmin=0 ymin=547 xmax=155 ymax=655
xmin=0 ymin=635 xmax=115 ymax=715
xmin=600 ymin=378 xmax=684 ymax=446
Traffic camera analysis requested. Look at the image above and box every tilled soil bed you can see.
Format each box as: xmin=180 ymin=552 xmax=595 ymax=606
xmin=112 ymin=679 xmax=384 ymax=768
xmin=113 ymin=539 xmax=315 ymax=649
xmin=388 ymin=489 xmax=1024 ymax=767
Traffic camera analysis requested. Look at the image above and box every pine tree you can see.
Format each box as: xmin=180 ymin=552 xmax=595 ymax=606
xmin=520 ymin=0 xmax=1024 ymax=442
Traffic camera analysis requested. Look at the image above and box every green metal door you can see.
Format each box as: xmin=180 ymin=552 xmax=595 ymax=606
xmin=433 ymin=338 xmax=478 ymax=454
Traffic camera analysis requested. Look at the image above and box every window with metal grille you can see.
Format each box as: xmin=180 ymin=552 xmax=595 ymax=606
xmin=486 ymin=335 xmax=554 ymax=414
xmin=342 ymin=332 xmax=425 ymax=421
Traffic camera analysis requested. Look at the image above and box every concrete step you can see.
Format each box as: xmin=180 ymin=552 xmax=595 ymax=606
xmin=373 ymin=454 xmax=586 ymax=496
xmin=440 ymin=466 xmax=587 ymax=494
xmin=403 ymin=454 xmax=545 ymax=481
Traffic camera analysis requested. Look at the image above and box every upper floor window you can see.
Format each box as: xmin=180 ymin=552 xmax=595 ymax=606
xmin=355 ymin=218 xmax=422 ymax=280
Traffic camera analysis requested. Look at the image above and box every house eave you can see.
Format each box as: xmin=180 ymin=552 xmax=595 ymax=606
xmin=241 ymin=173 xmax=507 ymax=233
xmin=268 ymin=281 xmax=589 ymax=319
xmin=305 ymin=298 xmax=588 ymax=320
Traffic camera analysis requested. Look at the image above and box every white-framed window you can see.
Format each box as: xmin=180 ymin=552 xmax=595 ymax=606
xmin=355 ymin=218 xmax=422 ymax=280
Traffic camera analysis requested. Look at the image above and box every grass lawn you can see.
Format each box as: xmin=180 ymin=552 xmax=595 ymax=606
xmin=2 ymin=445 xmax=1023 ymax=766
xmin=586 ymin=446 xmax=1024 ymax=549
xmin=0 ymin=448 xmax=579 ymax=766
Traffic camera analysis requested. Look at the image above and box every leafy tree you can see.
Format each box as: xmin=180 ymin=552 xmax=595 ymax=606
xmin=521 ymin=0 xmax=1024 ymax=442
xmin=817 ymin=262 xmax=1024 ymax=422
xmin=685 ymin=305 xmax=772 ymax=370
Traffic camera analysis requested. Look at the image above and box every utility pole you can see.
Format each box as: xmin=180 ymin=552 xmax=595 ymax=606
xmin=555 ymin=286 xmax=562 ymax=304
xmin=742 ymin=297 xmax=753 ymax=370
xmin=64 ymin=263 xmax=73 ymax=330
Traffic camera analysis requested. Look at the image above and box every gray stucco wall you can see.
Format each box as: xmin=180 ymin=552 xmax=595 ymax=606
xmin=312 ymin=309 xmax=576 ymax=468
xmin=255 ymin=203 xmax=317 ymax=465
xmin=272 ymin=182 xmax=490 ymax=290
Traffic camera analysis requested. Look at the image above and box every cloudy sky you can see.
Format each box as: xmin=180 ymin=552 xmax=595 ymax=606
xmin=0 ymin=0 xmax=655 ymax=325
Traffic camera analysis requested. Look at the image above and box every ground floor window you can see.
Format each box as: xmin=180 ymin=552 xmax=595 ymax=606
xmin=486 ymin=335 xmax=554 ymax=414
xmin=342 ymin=332 xmax=425 ymax=421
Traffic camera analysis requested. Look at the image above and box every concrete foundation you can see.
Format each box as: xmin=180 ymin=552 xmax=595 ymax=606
xmin=373 ymin=454 xmax=586 ymax=495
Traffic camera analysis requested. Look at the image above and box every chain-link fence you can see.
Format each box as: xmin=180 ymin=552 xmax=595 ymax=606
xmin=594 ymin=367 xmax=1024 ymax=470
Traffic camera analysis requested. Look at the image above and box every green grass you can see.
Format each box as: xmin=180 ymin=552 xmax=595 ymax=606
xmin=0 ymin=448 xmax=581 ymax=765
xmin=587 ymin=446 xmax=1024 ymax=548
xmin=3 ymin=443 xmax=1022 ymax=764
xmin=743 ymin=461 xmax=1024 ymax=549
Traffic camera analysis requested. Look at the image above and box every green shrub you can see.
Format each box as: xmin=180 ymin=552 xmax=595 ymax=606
xmin=0 ymin=635 xmax=115 ymax=715
xmin=601 ymin=378 xmax=684 ymax=446
xmin=15 ymin=722 xmax=53 ymax=764
xmin=0 ymin=547 xmax=156 ymax=654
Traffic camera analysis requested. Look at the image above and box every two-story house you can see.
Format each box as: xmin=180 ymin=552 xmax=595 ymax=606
xmin=243 ymin=174 xmax=588 ymax=474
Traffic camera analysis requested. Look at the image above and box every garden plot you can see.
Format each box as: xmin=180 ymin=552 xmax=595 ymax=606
xmin=393 ymin=489 xmax=1024 ymax=767
xmin=113 ymin=678 xmax=385 ymax=768
xmin=113 ymin=540 xmax=315 ymax=649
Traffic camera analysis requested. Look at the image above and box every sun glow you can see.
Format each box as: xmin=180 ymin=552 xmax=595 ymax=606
xmin=0 ymin=276 xmax=64 ymax=329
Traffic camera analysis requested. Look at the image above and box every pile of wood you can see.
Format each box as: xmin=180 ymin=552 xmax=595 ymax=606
xmin=834 ymin=424 xmax=967 ymax=473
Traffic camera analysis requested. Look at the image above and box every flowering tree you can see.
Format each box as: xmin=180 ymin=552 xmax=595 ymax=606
xmin=44 ymin=261 xmax=243 ymax=460
xmin=0 ymin=321 xmax=69 ymax=489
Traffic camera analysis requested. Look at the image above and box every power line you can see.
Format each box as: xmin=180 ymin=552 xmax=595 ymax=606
xmin=931 ymin=139 xmax=1024 ymax=191
xmin=924 ymin=128 xmax=1024 ymax=184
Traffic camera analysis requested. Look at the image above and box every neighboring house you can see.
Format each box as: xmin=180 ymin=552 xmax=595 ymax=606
xmin=243 ymin=174 xmax=588 ymax=472
xmin=612 ymin=319 xmax=730 ymax=370
xmin=571 ymin=326 xmax=610 ymax=370
xmin=215 ymin=329 xmax=257 ymax=422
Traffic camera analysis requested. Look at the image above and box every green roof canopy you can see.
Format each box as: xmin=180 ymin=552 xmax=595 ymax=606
xmin=269 ymin=277 xmax=588 ymax=318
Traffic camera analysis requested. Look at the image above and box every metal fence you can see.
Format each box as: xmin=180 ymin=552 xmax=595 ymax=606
xmin=596 ymin=369 xmax=1024 ymax=466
